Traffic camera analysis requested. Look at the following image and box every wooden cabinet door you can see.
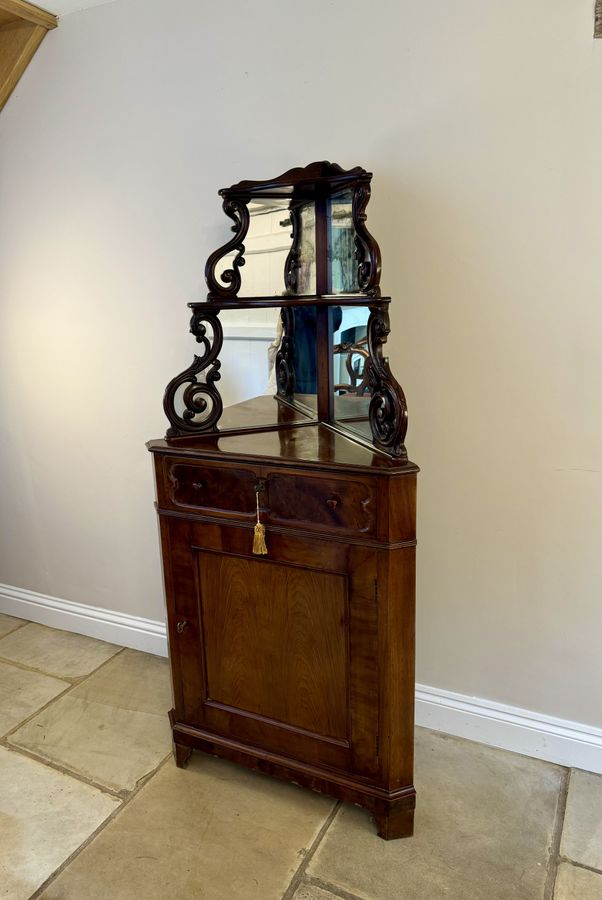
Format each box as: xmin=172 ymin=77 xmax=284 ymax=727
xmin=162 ymin=515 xmax=381 ymax=779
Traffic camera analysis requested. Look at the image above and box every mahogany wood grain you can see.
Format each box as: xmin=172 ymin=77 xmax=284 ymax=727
xmin=198 ymin=551 xmax=348 ymax=740
xmin=166 ymin=461 xmax=258 ymax=516
xmin=266 ymin=470 xmax=375 ymax=535
xmin=149 ymin=420 xmax=418 ymax=475
xmin=151 ymin=399 xmax=418 ymax=840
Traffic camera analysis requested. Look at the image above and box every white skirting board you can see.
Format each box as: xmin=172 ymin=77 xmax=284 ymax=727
xmin=1 ymin=582 xmax=601 ymax=774
xmin=0 ymin=583 xmax=167 ymax=658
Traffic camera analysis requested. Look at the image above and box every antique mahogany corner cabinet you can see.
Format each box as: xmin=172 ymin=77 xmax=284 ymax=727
xmin=148 ymin=162 xmax=418 ymax=839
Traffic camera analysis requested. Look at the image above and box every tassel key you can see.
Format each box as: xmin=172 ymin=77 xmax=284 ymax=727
xmin=253 ymin=484 xmax=268 ymax=555
xmin=253 ymin=522 xmax=268 ymax=555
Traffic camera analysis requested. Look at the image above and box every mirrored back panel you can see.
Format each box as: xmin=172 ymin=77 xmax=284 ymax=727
xmin=332 ymin=305 xmax=372 ymax=441
xmin=275 ymin=305 xmax=318 ymax=416
xmin=165 ymin=306 xmax=317 ymax=436
xmin=214 ymin=199 xmax=293 ymax=298
xmin=328 ymin=190 xmax=358 ymax=294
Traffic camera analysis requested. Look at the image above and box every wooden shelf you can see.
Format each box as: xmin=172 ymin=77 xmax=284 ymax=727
xmin=0 ymin=0 xmax=57 ymax=113
xmin=190 ymin=295 xmax=392 ymax=310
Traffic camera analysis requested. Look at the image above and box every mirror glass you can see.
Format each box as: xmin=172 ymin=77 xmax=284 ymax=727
xmin=213 ymin=190 xmax=362 ymax=298
xmin=216 ymin=199 xmax=293 ymax=298
xmin=179 ymin=307 xmax=318 ymax=431
xmin=294 ymin=203 xmax=316 ymax=294
xmin=284 ymin=305 xmax=318 ymax=414
xmin=332 ymin=305 xmax=372 ymax=440
xmin=328 ymin=190 xmax=358 ymax=294
xmin=214 ymin=198 xmax=322 ymax=298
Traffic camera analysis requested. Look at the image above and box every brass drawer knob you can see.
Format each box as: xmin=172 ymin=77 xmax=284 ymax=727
xmin=192 ymin=481 xmax=204 ymax=491
xmin=176 ymin=619 xmax=189 ymax=634
xmin=326 ymin=498 xmax=338 ymax=510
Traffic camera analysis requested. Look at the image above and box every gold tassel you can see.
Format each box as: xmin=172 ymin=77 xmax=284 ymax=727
xmin=253 ymin=521 xmax=268 ymax=555
xmin=253 ymin=488 xmax=268 ymax=555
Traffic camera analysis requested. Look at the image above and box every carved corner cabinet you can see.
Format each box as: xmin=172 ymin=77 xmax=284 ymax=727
xmin=148 ymin=162 xmax=418 ymax=840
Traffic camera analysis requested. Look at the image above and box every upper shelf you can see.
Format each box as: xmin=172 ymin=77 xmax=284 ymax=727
xmin=189 ymin=295 xmax=392 ymax=311
xmin=222 ymin=161 xmax=372 ymax=200
xmin=205 ymin=160 xmax=382 ymax=301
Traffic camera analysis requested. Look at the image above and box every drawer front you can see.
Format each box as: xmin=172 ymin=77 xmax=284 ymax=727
xmin=158 ymin=457 xmax=377 ymax=538
xmin=165 ymin=460 xmax=258 ymax=518
xmin=267 ymin=471 xmax=375 ymax=535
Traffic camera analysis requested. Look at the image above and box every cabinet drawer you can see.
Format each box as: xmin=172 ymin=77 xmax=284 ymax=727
xmin=164 ymin=460 xmax=257 ymax=518
xmin=159 ymin=458 xmax=377 ymax=537
xmin=267 ymin=472 xmax=375 ymax=535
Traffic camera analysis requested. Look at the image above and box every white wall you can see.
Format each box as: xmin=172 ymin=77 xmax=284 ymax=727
xmin=1 ymin=0 xmax=601 ymax=730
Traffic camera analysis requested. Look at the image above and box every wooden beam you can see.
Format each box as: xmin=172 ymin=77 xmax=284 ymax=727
xmin=0 ymin=0 xmax=56 ymax=113
xmin=0 ymin=9 xmax=20 ymax=26
xmin=0 ymin=19 xmax=47 ymax=110
xmin=0 ymin=0 xmax=57 ymax=30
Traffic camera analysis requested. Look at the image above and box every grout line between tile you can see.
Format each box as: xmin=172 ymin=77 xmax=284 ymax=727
xmin=281 ymin=801 xmax=342 ymax=900
xmin=0 ymin=740 xmax=128 ymax=800
xmin=0 ymin=646 xmax=171 ymax=804
xmin=0 ymin=654 xmax=80 ymax=681
xmin=27 ymin=751 xmax=174 ymax=900
xmin=1 ymin=647 xmax=128 ymax=741
xmin=543 ymin=767 xmax=570 ymax=900
xmin=0 ymin=642 xmax=125 ymax=684
xmin=557 ymin=857 xmax=602 ymax=877
xmin=303 ymin=875 xmax=370 ymax=900
xmin=0 ymin=619 xmax=30 ymax=638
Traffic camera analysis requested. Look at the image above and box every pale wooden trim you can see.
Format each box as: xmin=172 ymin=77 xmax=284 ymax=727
xmin=0 ymin=0 xmax=57 ymax=30
xmin=0 ymin=9 xmax=20 ymax=26
xmin=0 ymin=20 xmax=46 ymax=111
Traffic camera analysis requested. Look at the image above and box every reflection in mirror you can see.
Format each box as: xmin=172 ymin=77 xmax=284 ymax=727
xmin=291 ymin=306 xmax=318 ymax=412
xmin=295 ymin=204 xmax=316 ymax=294
xmin=274 ymin=305 xmax=318 ymax=415
xmin=216 ymin=199 xmax=293 ymax=298
xmin=328 ymin=190 xmax=358 ymax=294
xmin=212 ymin=308 xmax=317 ymax=431
xmin=332 ymin=305 xmax=372 ymax=440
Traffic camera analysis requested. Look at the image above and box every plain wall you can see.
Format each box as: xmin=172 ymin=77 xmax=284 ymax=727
xmin=1 ymin=0 xmax=601 ymax=727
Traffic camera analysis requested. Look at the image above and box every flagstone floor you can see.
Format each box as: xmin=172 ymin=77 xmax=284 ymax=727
xmin=0 ymin=611 xmax=600 ymax=900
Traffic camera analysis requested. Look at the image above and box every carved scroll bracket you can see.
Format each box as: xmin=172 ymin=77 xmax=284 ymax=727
xmin=365 ymin=305 xmax=408 ymax=458
xmin=163 ymin=310 xmax=224 ymax=437
xmin=275 ymin=307 xmax=295 ymax=398
xmin=284 ymin=201 xmax=302 ymax=294
xmin=205 ymin=196 xmax=250 ymax=299
xmin=352 ymin=182 xmax=382 ymax=297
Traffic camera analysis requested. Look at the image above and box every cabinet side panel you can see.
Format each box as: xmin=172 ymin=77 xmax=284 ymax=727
xmin=377 ymin=473 xmax=416 ymax=543
xmin=379 ymin=545 xmax=416 ymax=790
xmin=348 ymin=547 xmax=381 ymax=779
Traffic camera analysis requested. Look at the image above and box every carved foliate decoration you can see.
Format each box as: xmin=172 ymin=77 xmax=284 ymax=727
xmin=365 ymin=305 xmax=408 ymax=458
xmin=275 ymin=308 xmax=295 ymax=398
xmin=204 ymin=197 xmax=250 ymax=300
xmin=284 ymin=203 xmax=302 ymax=294
xmin=352 ymin=183 xmax=382 ymax=297
xmin=163 ymin=310 xmax=224 ymax=437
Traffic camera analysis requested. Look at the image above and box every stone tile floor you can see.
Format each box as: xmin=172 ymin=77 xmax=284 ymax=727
xmin=0 ymin=611 xmax=600 ymax=900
